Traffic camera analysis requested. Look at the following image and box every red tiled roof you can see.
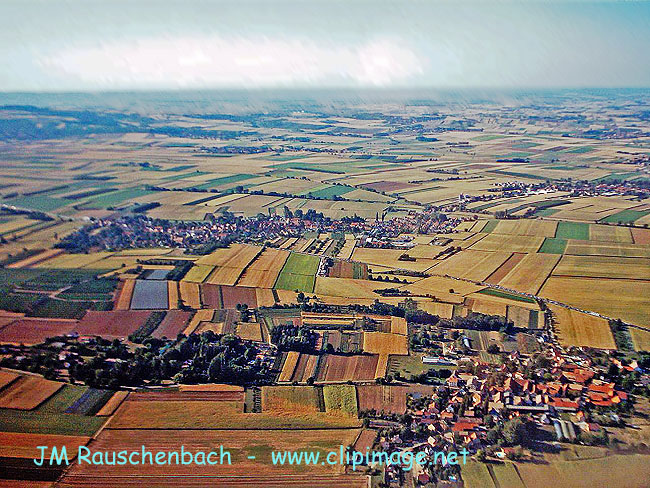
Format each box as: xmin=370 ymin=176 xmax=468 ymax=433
xmin=452 ymin=422 xmax=479 ymax=432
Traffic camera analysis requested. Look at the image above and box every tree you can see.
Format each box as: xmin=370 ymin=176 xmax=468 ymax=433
xmin=487 ymin=344 xmax=500 ymax=354
xmin=503 ymin=417 xmax=527 ymax=446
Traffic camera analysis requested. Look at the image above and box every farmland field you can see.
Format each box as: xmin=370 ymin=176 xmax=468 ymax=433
xmin=0 ymin=318 xmax=77 ymax=344
xmin=75 ymin=310 xmax=152 ymax=339
xmin=261 ymin=386 xmax=321 ymax=413
xmin=57 ymin=428 xmax=367 ymax=487
xmin=316 ymin=354 xmax=379 ymax=382
xmin=541 ymin=277 xmax=650 ymax=327
xmin=550 ymin=305 xmax=616 ymax=349
xmin=629 ymin=327 xmax=650 ymax=352
xmin=498 ymin=253 xmax=560 ymax=294
xmin=552 ymin=255 xmax=650 ymax=280
xmin=110 ymin=399 xmax=359 ymax=429
xmin=362 ymin=331 xmax=408 ymax=355
xmin=538 ymin=237 xmax=567 ymax=254
xmin=275 ymin=252 xmax=320 ymax=293
xmin=431 ymin=250 xmax=512 ymax=281
xmin=129 ymin=279 xmax=168 ymax=309
xmin=0 ymin=376 xmax=63 ymax=410
xmin=556 ymin=221 xmax=590 ymax=240
xmin=322 ymin=384 xmax=358 ymax=416
xmin=237 ymin=247 xmax=289 ymax=288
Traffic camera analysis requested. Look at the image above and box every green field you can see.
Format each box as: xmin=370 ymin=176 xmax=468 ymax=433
xmin=0 ymin=268 xmax=48 ymax=287
xmin=4 ymin=195 xmax=68 ymax=212
xmin=274 ymin=272 xmax=316 ymax=293
xmin=538 ymin=237 xmax=567 ymax=254
xmin=277 ymin=253 xmax=320 ymax=277
xmin=565 ymin=146 xmax=594 ymax=154
xmin=307 ymin=185 xmax=355 ymax=199
xmin=535 ymin=207 xmax=562 ymax=217
xmin=488 ymin=462 xmax=526 ymax=488
xmin=81 ymin=187 xmax=155 ymax=208
xmin=0 ymin=409 xmax=107 ymax=436
xmin=322 ymin=385 xmax=358 ymax=416
xmin=482 ymin=220 xmax=499 ymax=233
xmin=461 ymin=461 xmax=496 ymax=488
xmin=192 ymin=173 xmax=257 ymax=190
xmin=599 ymin=209 xmax=650 ymax=224
xmin=37 ymin=385 xmax=89 ymax=413
xmin=556 ymin=221 xmax=590 ymax=240
xmin=477 ymin=288 xmax=536 ymax=303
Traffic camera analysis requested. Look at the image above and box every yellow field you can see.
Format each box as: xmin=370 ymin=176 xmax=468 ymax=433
xmin=261 ymin=386 xmax=320 ymax=414
xmin=629 ymin=327 xmax=650 ymax=352
xmin=375 ymin=355 xmax=389 ymax=379
xmin=0 ymin=217 xmax=37 ymax=235
xmin=363 ymin=332 xmax=408 ymax=355
xmin=183 ymin=309 xmax=214 ymax=335
xmin=278 ymin=351 xmax=300 ymax=382
xmin=493 ymin=219 xmax=558 ymax=237
xmin=179 ymin=281 xmax=201 ymax=309
xmin=182 ymin=264 xmax=215 ymax=283
xmin=167 ymin=281 xmax=179 ymax=310
xmin=541 ymin=277 xmax=650 ymax=328
xmin=470 ymin=298 xmax=508 ymax=316
xmin=351 ymin=247 xmax=436 ymax=272
xmin=470 ymin=234 xmax=545 ymax=253
xmin=314 ymin=277 xmax=395 ymax=298
xmin=549 ymin=305 xmax=616 ymax=349
xmin=255 ymin=288 xmax=276 ymax=307
xmin=338 ymin=237 xmax=356 ymax=260
xmin=33 ymin=251 xmax=112 ymax=269
xmin=565 ymin=240 xmax=650 ymax=258
xmin=95 ymin=391 xmax=129 ymax=416
xmin=237 ymin=248 xmax=289 ymax=288
xmin=196 ymin=243 xmax=262 ymax=267
xmin=589 ymin=224 xmax=633 ymax=243
xmin=6 ymin=249 xmax=64 ymax=269
xmin=204 ymin=265 xmax=245 ymax=286
xmin=431 ymin=250 xmax=512 ymax=281
xmin=516 ymin=454 xmax=650 ymax=488
xmin=236 ymin=322 xmax=263 ymax=342
xmin=115 ymin=279 xmax=135 ymax=310
xmin=406 ymin=275 xmax=484 ymax=302
xmin=390 ymin=316 xmax=408 ymax=335
xmin=498 ymin=253 xmax=560 ymax=294
xmin=552 ymin=255 xmax=650 ymax=280
xmin=418 ymin=301 xmax=455 ymax=318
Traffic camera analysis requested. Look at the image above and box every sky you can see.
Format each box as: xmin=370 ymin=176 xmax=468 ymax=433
xmin=1 ymin=0 xmax=650 ymax=92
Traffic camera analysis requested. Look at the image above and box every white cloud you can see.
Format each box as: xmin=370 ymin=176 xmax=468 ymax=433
xmin=38 ymin=36 xmax=425 ymax=89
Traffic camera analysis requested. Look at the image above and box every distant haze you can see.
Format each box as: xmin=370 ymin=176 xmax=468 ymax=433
xmin=2 ymin=0 xmax=650 ymax=92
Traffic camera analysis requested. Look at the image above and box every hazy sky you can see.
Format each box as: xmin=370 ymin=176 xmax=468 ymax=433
xmin=2 ymin=0 xmax=650 ymax=91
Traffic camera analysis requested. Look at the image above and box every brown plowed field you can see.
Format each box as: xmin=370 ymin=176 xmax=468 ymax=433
xmin=201 ymin=283 xmax=223 ymax=308
xmin=0 ymin=376 xmax=63 ymax=410
xmin=151 ymin=310 xmax=192 ymax=339
xmin=127 ymin=390 xmax=245 ymax=402
xmin=220 ymin=286 xmax=257 ymax=309
xmin=356 ymin=384 xmax=436 ymax=414
xmin=484 ymin=252 xmax=525 ymax=284
xmin=75 ymin=311 xmax=151 ymax=339
xmin=317 ymin=354 xmax=379 ymax=382
xmin=0 ymin=318 xmax=77 ymax=345
xmin=0 ymin=432 xmax=90 ymax=458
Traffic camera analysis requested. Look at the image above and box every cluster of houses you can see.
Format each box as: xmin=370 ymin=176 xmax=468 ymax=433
xmin=373 ymin=346 xmax=643 ymax=486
